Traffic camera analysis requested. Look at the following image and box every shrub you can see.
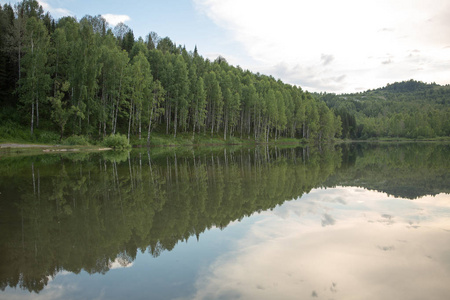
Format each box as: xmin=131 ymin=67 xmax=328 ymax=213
xmin=0 ymin=122 xmax=29 ymax=142
xmin=102 ymin=133 xmax=130 ymax=150
xmin=63 ymin=135 xmax=90 ymax=146
xmin=34 ymin=130 xmax=60 ymax=144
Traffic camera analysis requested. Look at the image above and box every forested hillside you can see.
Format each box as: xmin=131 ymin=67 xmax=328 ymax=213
xmin=0 ymin=0 xmax=341 ymax=145
xmin=318 ymin=80 xmax=450 ymax=139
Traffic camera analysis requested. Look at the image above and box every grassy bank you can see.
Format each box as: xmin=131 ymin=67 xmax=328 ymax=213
xmin=0 ymin=124 xmax=308 ymax=153
xmin=3 ymin=123 xmax=448 ymax=154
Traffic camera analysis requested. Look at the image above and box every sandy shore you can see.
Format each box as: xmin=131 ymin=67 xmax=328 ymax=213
xmin=0 ymin=143 xmax=51 ymax=148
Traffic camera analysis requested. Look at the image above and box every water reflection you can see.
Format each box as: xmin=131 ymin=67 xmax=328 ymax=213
xmin=0 ymin=146 xmax=341 ymax=294
xmin=188 ymin=188 xmax=450 ymax=300
xmin=0 ymin=143 xmax=449 ymax=299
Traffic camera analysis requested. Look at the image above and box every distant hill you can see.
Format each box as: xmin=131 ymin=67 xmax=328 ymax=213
xmin=317 ymin=80 xmax=450 ymax=139
xmin=374 ymin=80 xmax=449 ymax=104
xmin=381 ymin=79 xmax=438 ymax=93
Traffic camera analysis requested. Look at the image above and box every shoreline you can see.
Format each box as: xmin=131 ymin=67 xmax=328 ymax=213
xmin=1 ymin=137 xmax=449 ymax=153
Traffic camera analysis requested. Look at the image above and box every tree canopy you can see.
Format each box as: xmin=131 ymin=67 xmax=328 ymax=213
xmin=0 ymin=0 xmax=340 ymax=144
xmin=318 ymin=79 xmax=450 ymax=139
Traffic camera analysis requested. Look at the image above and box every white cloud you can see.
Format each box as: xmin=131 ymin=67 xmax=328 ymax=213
xmin=102 ymin=14 xmax=131 ymax=26
xmin=194 ymin=0 xmax=450 ymax=93
xmin=39 ymin=1 xmax=72 ymax=18
xmin=109 ymin=257 xmax=134 ymax=269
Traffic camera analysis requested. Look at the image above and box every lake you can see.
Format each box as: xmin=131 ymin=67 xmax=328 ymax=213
xmin=1 ymin=143 xmax=449 ymax=300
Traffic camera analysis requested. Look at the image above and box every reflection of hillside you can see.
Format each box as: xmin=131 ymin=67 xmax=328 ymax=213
xmin=324 ymin=143 xmax=450 ymax=199
xmin=0 ymin=146 xmax=341 ymax=293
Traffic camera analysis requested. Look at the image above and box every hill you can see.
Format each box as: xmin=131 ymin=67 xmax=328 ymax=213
xmin=318 ymin=80 xmax=450 ymax=139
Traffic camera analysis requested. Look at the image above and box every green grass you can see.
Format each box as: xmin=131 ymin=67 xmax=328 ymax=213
xmin=0 ymin=123 xmax=60 ymax=144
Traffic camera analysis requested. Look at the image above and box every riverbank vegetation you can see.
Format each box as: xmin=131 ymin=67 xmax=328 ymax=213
xmin=1 ymin=1 xmax=448 ymax=148
xmin=0 ymin=0 xmax=341 ymax=147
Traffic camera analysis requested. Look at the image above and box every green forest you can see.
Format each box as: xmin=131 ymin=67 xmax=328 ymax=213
xmin=0 ymin=0 xmax=341 ymax=146
xmin=318 ymin=80 xmax=450 ymax=139
xmin=1 ymin=1 xmax=449 ymax=146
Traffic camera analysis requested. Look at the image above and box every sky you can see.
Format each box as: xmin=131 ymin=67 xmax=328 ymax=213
xmin=2 ymin=0 xmax=450 ymax=93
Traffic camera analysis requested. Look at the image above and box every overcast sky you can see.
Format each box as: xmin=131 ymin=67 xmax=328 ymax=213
xmin=2 ymin=0 xmax=450 ymax=93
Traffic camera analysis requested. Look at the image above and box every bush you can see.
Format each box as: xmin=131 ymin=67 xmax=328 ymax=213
xmin=63 ymin=135 xmax=90 ymax=146
xmin=102 ymin=133 xmax=130 ymax=150
xmin=34 ymin=130 xmax=60 ymax=144
xmin=0 ymin=123 xmax=29 ymax=142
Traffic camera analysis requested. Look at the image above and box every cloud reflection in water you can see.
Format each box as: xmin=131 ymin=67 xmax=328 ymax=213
xmin=188 ymin=187 xmax=450 ymax=300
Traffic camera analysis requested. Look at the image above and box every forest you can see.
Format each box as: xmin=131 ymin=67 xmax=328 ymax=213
xmin=0 ymin=0 xmax=341 ymax=146
xmin=318 ymin=80 xmax=450 ymax=139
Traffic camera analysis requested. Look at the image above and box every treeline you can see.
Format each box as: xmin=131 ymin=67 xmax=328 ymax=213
xmin=318 ymin=80 xmax=450 ymax=139
xmin=0 ymin=0 xmax=341 ymax=144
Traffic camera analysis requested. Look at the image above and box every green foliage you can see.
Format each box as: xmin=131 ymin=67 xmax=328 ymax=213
xmin=48 ymin=81 xmax=77 ymax=140
xmin=102 ymin=133 xmax=130 ymax=149
xmin=33 ymin=129 xmax=59 ymax=143
xmin=17 ymin=1 xmax=450 ymax=145
xmin=0 ymin=122 xmax=31 ymax=142
xmin=6 ymin=4 xmax=337 ymax=146
xmin=0 ymin=121 xmax=59 ymax=144
xmin=318 ymin=80 xmax=450 ymax=139
xmin=62 ymin=134 xmax=90 ymax=146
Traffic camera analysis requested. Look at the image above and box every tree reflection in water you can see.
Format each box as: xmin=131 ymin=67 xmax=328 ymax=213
xmin=0 ymin=143 xmax=448 ymax=293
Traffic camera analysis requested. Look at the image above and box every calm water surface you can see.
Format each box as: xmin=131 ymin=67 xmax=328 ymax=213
xmin=0 ymin=143 xmax=449 ymax=300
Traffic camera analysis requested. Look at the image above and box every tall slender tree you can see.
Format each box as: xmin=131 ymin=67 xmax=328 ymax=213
xmin=19 ymin=16 xmax=50 ymax=135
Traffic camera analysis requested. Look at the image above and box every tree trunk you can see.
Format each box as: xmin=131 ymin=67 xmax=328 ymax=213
xmin=128 ymin=98 xmax=134 ymax=143
xmin=114 ymin=68 xmax=124 ymax=135
xmin=138 ymin=110 xmax=142 ymax=140
xmin=193 ymin=109 xmax=197 ymax=138
xmin=224 ymin=113 xmax=228 ymax=140
xmin=30 ymin=101 xmax=34 ymax=136
xmin=166 ymin=100 xmax=169 ymax=134
xmin=36 ymin=93 xmax=39 ymax=128
xmin=111 ymin=98 xmax=115 ymax=135
xmin=240 ymin=110 xmax=244 ymax=139
xmin=114 ymin=98 xmax=119 ymax=134
xmin=248 ymin=109 xmax=251 ymax=137
xmin=174 ymin=103 xmax=178 ymax=138
xmin=211 ymin=105 xmax=215 ymax=136
xmin=147 ymin=106 xmax=153 ymax=146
